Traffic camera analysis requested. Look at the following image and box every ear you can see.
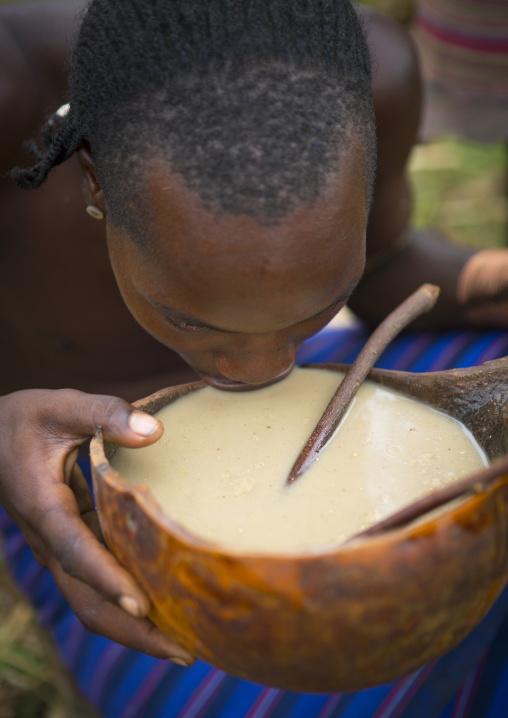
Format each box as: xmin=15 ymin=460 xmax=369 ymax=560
xmin=77 ymin=145 xmax=106 ymax=211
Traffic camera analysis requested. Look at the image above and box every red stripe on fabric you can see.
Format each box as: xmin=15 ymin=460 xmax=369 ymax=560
xmin=0 ymin=511 xmax=15 ymax=531
xmin=3 ymin=534 xmax=29 ymax=564
xmin=372 ymin=663 xmax=436 ymax=718
xmin=452 ymin=652 xmax=489 ymax=718
xmin=463 ymin=652 xmax=489 ymax=716
xmin=371 ymin=675 xmax=419 ymax=718
xmin=477 ymin=335 xmax=508 ymax=365
xmin=316 ymin=694 xmax=342 ymax=718
xmin=177 ymin=669 xmax=226 ymax=718
xmin=417 ymin=2 xmax=508 ymax=33
xmin=390 ymin=333 xmax=437 ymax=371
xmin=64 ymin=617 xmax=89 ymax=673
xmin=419 ymin=42 xmax=508 ymax=70
xmin=253 ymin=690 xmax=284 ymax=718
xmin=387 ymin=662 xmax=439 ymax=718
xmin=426 ymin=332 xmax=476 ymax=372
xmin=451 ymin=677 xmax=473 ymax=718
xmin=418 ymin=15 xmax=508 ymax=53
xmin=420 ymin=67 xmax=508 ymax=94
xmin=88 ymin=642 xmax=128 ymax=704
xmin=120 ymin=661 xmax=171 ymax=718
xmin=244 ymin=688 xmax=283 ymax=718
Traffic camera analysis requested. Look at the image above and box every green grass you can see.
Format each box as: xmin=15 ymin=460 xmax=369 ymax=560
xmin=0 ymin=554 xmax=98 ymax=718
xmin=410 ymin=139 xmax=507 ymax=249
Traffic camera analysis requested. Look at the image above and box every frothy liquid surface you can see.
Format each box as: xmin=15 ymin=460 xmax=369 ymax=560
xmin=112 ymin=368 xmax=487 ymax=552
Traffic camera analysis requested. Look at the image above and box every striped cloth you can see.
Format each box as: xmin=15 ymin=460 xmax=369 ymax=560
xmin=3 ymin=322 xmax=508 ymax=717
xmin=414 ymin=0 xmax=508 ymax=142
xmin=415 ymin=0 xmax=508 ymax=98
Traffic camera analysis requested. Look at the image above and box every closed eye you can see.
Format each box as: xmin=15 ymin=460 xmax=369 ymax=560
xmin=163 ymin=298 xmax=349 ymax=334
xmin=163 ymin=314 xmax=209 ymax=332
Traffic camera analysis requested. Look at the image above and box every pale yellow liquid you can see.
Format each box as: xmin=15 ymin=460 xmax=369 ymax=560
xmin=112 ymin=368 xmax=487 ymax=553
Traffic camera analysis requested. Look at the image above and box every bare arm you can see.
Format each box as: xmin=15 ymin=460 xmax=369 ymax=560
xmin=0 ymin=388 xmax=193 ymax=664
xmin=0 ymin=2 xmax=192 ymax=663
xmin=350 ymin=8 xmax=475 ymax=329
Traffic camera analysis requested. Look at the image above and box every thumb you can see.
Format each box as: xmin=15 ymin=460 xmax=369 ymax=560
xmin=48 ymin=390 xmax=164 ymax=448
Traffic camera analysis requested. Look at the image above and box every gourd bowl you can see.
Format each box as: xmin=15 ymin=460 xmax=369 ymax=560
xmin=90 ymin=359 xmax=508 ymax=692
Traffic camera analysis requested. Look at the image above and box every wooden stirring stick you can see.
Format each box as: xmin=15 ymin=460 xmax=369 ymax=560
xmin=349 ymin=452 xmax=508 ymax=540
xmin=286 ymin=284 xmax=440 ymax=486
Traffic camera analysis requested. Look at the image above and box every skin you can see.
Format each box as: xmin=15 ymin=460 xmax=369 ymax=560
xmin=101 ymin=155 xmax=367 ymax=390
xmin=0 ymin=0 xmax=506 ymax=662
xmin=0 ymin=153 xmax=367 ymax=665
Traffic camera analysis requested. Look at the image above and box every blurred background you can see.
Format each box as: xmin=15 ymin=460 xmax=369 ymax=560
xmin=0 ymin=0 xmax=506 ymax=715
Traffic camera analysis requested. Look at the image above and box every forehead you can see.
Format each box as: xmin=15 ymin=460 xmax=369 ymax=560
xmin=147 ymin=141 xmax=367 ymax=250
xmin=114 ymin=148 xmax=369 ymax=330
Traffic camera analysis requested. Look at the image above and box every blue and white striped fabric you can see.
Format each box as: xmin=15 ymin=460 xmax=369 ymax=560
xmin=3 ymin=322 xmax=508 ymax=717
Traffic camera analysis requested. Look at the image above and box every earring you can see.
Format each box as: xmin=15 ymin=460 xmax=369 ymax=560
xmin=56 ymin=103 xmax=71 ymax=118
xmin=86 ymin=205 xmax=105 ymax=221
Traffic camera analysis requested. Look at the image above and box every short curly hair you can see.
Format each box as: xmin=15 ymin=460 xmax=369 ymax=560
xmin=13 ymin=0 xmax=376 ymax=240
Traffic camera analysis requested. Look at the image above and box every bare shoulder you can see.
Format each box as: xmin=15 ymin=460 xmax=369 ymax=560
xmin=0 ymin=1 xmax=85 ymax=170
xmin=355 ymin=6 xmax=422 ymax=255
xmin=360 ymin=5 xmax=421 ymax=177
xmin=360 ymin=5 xmax=420 ymax=123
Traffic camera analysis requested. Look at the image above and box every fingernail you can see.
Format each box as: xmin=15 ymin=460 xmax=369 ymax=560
xmin=169 ymin=656 xmax=193 ymax=667
xmin=119 ymin=595 xmax=143 ymax=617
xmin=129 ymin=412 xmax=159 ymax=437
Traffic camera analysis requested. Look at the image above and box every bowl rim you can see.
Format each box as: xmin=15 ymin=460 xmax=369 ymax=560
xmin=90 ymin=365 xmax=508 ymax=561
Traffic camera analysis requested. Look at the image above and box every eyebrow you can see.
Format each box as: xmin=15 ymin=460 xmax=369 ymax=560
xmin=149 ymin=275 xmax=363 ymax=334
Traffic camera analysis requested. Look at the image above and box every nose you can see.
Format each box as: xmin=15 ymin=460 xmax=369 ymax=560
xmin=215 ymin=335 xmax=296 ymax=386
